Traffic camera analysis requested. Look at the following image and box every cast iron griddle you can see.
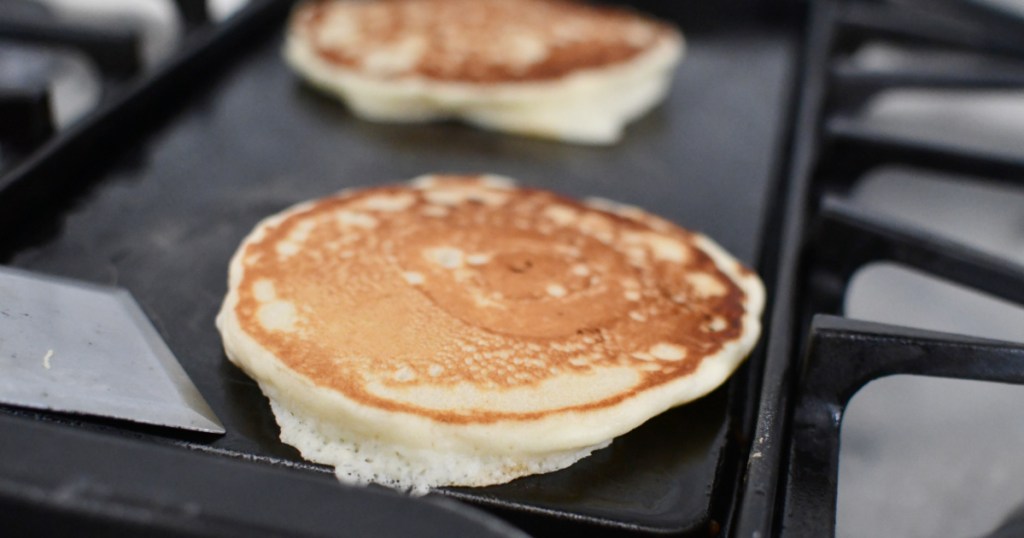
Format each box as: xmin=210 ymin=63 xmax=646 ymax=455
xmin=1 ymin=8 xmax=793 ymax=535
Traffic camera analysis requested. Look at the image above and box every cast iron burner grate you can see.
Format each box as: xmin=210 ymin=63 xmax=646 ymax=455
xmin=0 ymin=0 xmax=214 ymax=169
xmin=736 ymin=1 xmax=1024 ymax=536
xmin=0 ymin=0 xmax=281 ymax=240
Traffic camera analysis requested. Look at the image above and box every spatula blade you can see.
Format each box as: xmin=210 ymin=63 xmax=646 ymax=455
xmin=0 ymin=266 xmax=224 ymax=434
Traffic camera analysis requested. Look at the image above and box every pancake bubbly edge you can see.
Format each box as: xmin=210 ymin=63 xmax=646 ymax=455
xmin=217 ymin=174 xmax=764 ymax=492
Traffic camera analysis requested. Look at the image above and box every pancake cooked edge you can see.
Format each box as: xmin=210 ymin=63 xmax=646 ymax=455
xmin=216 ymin=174 xmax=764 ymax=494
xmin=283 ymin=0 xmax=684 ymax=145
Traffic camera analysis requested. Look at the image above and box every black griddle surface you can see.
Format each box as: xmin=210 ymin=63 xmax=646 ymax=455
xmin=3 ymin=15 xmax=793 ymax=535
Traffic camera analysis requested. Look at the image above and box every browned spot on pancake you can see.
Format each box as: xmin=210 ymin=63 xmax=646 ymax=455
xmin=234 ymin=176 xmax=753 ymax=424
xmin=293 ymin=0 xmax=677 ymax=83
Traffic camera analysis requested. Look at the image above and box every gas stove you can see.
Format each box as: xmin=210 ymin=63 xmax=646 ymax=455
xmin=1 ymin=1 xmax=1023 ymax=537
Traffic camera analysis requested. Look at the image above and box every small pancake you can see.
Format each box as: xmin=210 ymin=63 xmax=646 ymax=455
xmin=284 ymin=0 xmax=684 ymax=144
xmin=217 ymin=174 xmax=764 ymax=493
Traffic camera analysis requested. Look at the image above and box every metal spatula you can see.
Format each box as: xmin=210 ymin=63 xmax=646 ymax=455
xmin=0 ymin=266 xmax=224 ymax=434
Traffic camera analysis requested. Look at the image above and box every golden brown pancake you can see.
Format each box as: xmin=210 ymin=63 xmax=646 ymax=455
xmin=217 ymin=175 xmax=764 ymax=493
xmin=284 ymin=0 xmax=684 ymax=144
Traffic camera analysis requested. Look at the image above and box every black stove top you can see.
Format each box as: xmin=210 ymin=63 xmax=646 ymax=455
xmin=3 ymin=1 xmax=1023 ymax=537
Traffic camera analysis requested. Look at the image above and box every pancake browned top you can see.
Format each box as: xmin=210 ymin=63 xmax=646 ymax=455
xmin=290 ymin=0 xmax=679 ymax=83
xmin=229 ymin=176 xmax=758 ymax=425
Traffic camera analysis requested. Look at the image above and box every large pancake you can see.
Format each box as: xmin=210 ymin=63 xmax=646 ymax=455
xmin=217 ymin=175 xmax=764 ymax=492
xmin=284 ymin=0 xmax=684 ymax=144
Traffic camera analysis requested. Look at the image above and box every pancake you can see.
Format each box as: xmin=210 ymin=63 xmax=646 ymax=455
xmin=216 ymin=174 xmax=764 ymax=493
xmin=284 ymin=0 xmax=684 ymax=144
